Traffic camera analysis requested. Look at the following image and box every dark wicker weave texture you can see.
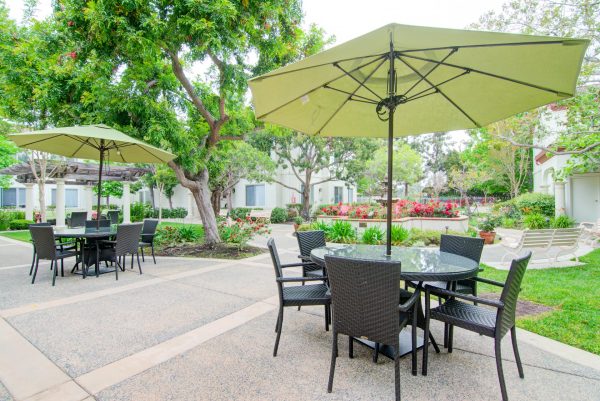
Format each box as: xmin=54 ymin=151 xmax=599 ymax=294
xmin=69 ymin=212 xmax=87 ymax=228
xmin=296 ymin=230 xmax=326 ymax=277
xmin=139 ymin=219 xmax=159 ymax=264
xmin=29 ymin=225 xmax=77 ymax=286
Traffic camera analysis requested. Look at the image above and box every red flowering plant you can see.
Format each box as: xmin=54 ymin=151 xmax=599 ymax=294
xmin=219 ymin=217 xmax=271 ymax=250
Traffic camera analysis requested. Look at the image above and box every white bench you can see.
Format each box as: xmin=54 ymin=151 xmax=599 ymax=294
xmin=579 ymin=218 xmax=600 ymax=246
xmin=501 ymin=228 xmax=583 ymax=262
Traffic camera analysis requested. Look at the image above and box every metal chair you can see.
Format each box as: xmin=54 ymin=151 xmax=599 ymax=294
xmin=267 ymin=238 xmax=331 ymax=357
xmin=422 ymin=252 xmax=532 ymax=401
xmin=106 ymin=210 xmax=119 ymax=225
xmin=29 ymin=225 xmax=77 ymax=286
xmin=68 ymin=211 xmax=88 ymax=228
xmin=139 ymin=219 xmax=159 ymax=264
xmin=97 ymin=223 xmax=144 ymax=280
xmin=325 ymin=255 xmax=420 ymax=401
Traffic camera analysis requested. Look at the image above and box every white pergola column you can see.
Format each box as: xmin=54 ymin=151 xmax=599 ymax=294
xmin=554 ymin=181 xmax=566 ymax=216
xmin=55 ymin=178 xmax=66 ymax=227
xmin=122 ymin=181 xmax=131 ymax=223
xmin=24 ymin=183 xmax=34 ymax=221
xmin=84 ymin=185 xmax=94 ymax=219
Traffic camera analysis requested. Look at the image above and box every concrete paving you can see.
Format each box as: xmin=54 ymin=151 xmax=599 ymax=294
xmin=0 ymin=232 xmax=599 ymax=401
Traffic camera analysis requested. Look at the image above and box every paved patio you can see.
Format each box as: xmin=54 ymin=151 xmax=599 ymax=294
xmin=0 ymin=230 xmax=599 ymax=401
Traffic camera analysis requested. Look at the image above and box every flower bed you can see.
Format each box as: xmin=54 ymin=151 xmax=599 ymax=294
xmin=319 ymin=200 xmax=460 ymax=219
xmin=316 ymin=215 xmax=469 ymax=233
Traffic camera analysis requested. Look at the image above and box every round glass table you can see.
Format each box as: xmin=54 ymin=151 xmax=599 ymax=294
xmin=310 ymin=244 xmax=479 ymax=282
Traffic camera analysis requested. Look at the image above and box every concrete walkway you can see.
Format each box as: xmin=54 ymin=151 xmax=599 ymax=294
xmin=0 ymin=232 xmax=599 ymax=401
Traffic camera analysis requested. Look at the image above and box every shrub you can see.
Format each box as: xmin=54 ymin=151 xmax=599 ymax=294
xmin=0 ymin=210 xmax=26 ymax=230
xmin=478 ymin=215 xmax=500 ymax=232
xmin=155 ymin=224 xmax=202 ymax=245
xmin=9 ymin=219 xmax=34 ymax=230
xmin=219 ymin=218 xmax=270 ymax=249
xmin=514 ymin=193 xmax=555 ymax=216
xmin=501 ymin=217 xmax=517 ymax=228
xmin=293 ymin=216 xmax=304 ymax=225
xmin=551 ymin=215 xmax=575 ymax=228
xmin=390 ymin=225 xmax=410 ymax=245
xmin=327 ymin=220 xmax=356 ymax=243
xmin=154 ymin=207 xmax=188 ymax=219
xmin=130 ymin=202 xmax=153 ymax=222
xmin=361 ymin=226 xmax=384 ymax=245
xmin=311 ymin=220 xmax=332 ymax=237
xmin=523 ymin=213 xmax=549 ymax=229
xmin=406 ymin=229 xmax=443 ymax=246
xmin=270 ymin=207 xmax=287 ymax=224
xmin=296 ymin=223 xmax=313 ymax=232
xmin=230 ymin=207 xmax=251 ymax=220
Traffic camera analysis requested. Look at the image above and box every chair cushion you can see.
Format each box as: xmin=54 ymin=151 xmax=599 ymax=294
xmin=282 ymin=283 xmax=330 ymax=306
xmin=430 ymin=299 xmax=497 ymax=337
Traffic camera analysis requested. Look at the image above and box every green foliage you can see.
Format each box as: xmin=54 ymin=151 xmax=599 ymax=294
xmin=155 ymin=224 xmax=202 ymax=246
xmin=404 ymin=229 xmax=443 ymax=247
xmin=9 ymin=219 xmax=34 ymax=230
xmin=218 ymin=219 xmax=270 ymax=250
xmin=293 ymin=216 xmax=304 ymax=225
xmin=269 ymin=207 xmax=287 ymax=224
xmin=296 ymin=223 xmax=313 ymax=232
xmin=130 ymin=202 xmax=154 ymax=223
xmin=514 ymin=193 xmax=555 ymax=216
xmin=310 ymin=220 xmax=332 ymax=237
xmin=478 ymin=215 xmax=500 ymax=232
xmin=93 ymin=181 xmax=123 ymax=206
xmin=390 ymin=225 xmax=410 ymax=245
xmin=500 ymin=217 xmax=517 ymax=228
xmin=523 ymin=213 xmax=549 ymax=229
xmin=327 ymin=220 xmax=356 ymax=244
xmin=0 ymin=210 xmax=26 ymax=230
xmin=230 ymin=208 xmax=251 ymax=220
xmin=551 ymin=215 xmax=575 ymax=229
xmin=361 ymin=226 xmax=384 ymax=245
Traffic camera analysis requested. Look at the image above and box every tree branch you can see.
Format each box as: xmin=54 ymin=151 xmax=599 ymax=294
xmin=496 ymin=135 xmax=600 ymax=155
xmin=272 ymin=179 xmax=302 ymax=193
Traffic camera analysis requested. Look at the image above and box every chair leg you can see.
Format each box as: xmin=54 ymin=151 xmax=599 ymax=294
xmin=348 ymin=336 xmax=353 ymax=358
xmin=373 ymin=343 xmax=380 ymax=363
xmin=115 ymin=260 xmax=119 ymax=281
xmin=448 ymin=324 xmax=454 ymax=353
xmin=137 ymin=252 xmax=142 ymax=274
xmin=151 ymin=244 xmax=156 ymax=264
xmin=394 ymin=347 xmax=401 ymax=401
xmin=324 ymin=305 xmax=329 ymax=331
xmin=29 ymin=248 xmax=36 ymax=276
xmin=429 ymin=333 xmax=441 ymax=354
xmin=275 ymin=313 xmax=280 ymax=333
xmin=495 ymin=336 xmax=509 ymax=401
xmin=511 ymin=327 xmax=525 ymax=379
xmin=52 ymin=259 xmax=58 ymax=286
xmin=273 ymin=307 xmax=284 ymax=357
xmin=31 ymin=258 xmax=40 ymax=284
xmin=141 ymin=246 xmax=145 ymax=262
xmin=422 ymin=291 xmax=431 ymax=376
xmin=327 ymin=330 xmax=338 ymax=393
xmin=61 ymin=259 xmax=64 ymax=277
xmin=130 ymin=254 xmax=134 ymax=269
xmin=411 ymin=309 xmax=418 ymax=376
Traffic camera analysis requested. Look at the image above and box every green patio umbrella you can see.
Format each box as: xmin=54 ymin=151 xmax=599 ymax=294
xmin=249 ymin=23 xmax=588 ymax=255
xmin=9 ymin=124 xmax=175 ymax=227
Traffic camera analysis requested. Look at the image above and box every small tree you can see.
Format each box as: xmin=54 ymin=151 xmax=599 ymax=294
xmin=154 ymin=165 xmax=178 ymax=221
xmin=448 ymin=168 xmax=480 ymax=213
xmin=93 ymin=181 xmax=123 ymax=208
xmin=428 ymin=171 xmax=447 ymax=200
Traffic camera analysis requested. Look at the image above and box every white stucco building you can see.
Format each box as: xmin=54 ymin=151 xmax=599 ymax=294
xmin=532 ymin=107 xmax=600 ymax=222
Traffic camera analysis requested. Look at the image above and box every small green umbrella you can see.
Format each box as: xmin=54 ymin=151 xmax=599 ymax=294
xmin=249 ymin=23 xmax=588 ymax=255
xmin=9 ymin=124 xmax=175 ymax=227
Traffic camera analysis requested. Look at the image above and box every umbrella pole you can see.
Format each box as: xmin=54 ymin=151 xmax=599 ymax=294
xmin=96 ymin=141 xmax=104 ymax=230
xmin=386 ymin=109 xmax=394 ymax=256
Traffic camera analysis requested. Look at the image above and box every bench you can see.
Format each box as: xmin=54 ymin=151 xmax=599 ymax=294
xmin=579 ymin=218 xmax=600 ymax=245
xmin=501 ymin=227 xmax=583 ymax=262
xmin=249 ymin=209 xmax=271 ymax=220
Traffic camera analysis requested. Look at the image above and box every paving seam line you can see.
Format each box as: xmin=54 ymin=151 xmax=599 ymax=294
xmin=74 ymin=296 xmax=278 ymax=395
xmin=0 ymin=260 xmax=240 ymax=319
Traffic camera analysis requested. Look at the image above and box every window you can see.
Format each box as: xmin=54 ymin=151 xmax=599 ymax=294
xmin=334 ymin=186 xmax=343 ymax=204
xmin=0 ymin=188 xmax=25 ymax=208
xmin=347 ymin=188 xmax=354 ymax=203
xmin=51 ymin=188 xmax=79 ymax=208
xmin=246 ymin=184 xmax=265 ymax=207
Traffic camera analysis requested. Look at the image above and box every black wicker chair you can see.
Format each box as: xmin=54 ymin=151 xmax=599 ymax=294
xmin=106 ymin=210 xmax=119 ymax=225
xmin=325 ymin=255 xmax=421 ymax=401
xmin=85 ymin=219 xmax=111 ymax=229
xmin=267 ymin=238 xmax=331 ymax=357
xmin=296 ymin=230 xmax=327 ymax=278
xmin=28 ymin=222 xmax=76 ymax=277
xmin=68 ymin=211 xmax=88 ymax=228
xmin=97 ymin=223 xmax=144 ymax=280
xmin=29 ymin=225 xmax=77 ymax=286
xmin=422 ymin=252 xmax=532 ymax=401
xmin=139 ymin=219 xmax=159 ymax=264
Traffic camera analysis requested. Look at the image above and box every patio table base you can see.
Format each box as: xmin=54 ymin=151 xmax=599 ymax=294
xmin=353 ymin=329 xmax=424 ymax=359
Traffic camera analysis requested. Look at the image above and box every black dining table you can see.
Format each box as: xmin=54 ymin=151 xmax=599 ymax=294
xmin=54 ymin=227 xmax=117 ymax=278
xmin=310 ymin=244 xmax=480 ymax=358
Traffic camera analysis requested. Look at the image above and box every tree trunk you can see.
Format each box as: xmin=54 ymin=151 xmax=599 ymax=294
xmin=211 ymin=189 xmax=221 ymax=216
xmin=106 ymin=195 xmax=110 ymax=208
xmin=168 ymin=196 xmax=173 ymax=209
xmin=227 ymin=188 xmax=233 ymax=214
xmin=158 ymin=188 xmax=162 ymax=222
xmin=404 ymin=182 xmax=408 ymax=197
xmin=301 ymin=172 xmax=312 ymax=220
xmin=169 ymin=162 xmax=221 ymax=245
xmin=37 ymin=181 xmax=46 ymax=222
xmin=149 ymin=186 xmax=156 ymax=209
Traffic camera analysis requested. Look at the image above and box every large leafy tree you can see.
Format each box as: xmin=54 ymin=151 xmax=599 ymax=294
xmin=0 ymin=120 xmax=17 ymax=188
xmin=250 ymin=128 xmax=377 ymax=218
xmin=15 ymin=0 xmax=324 ymax=245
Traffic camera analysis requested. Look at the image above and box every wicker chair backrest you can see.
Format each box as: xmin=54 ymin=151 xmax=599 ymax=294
xmin=107 ymin=210 xmax=119 ymax=225
xmin=69 ymin=212 xmax=88 ymax=227
xmin=296 ymin=230 xmax=326 ymax=258
xmin=29 ymin=225 xmax=56 ymax=260
xmin=85 ymin=219 xmax=111 ymax=229
xmin=440 ymin=234 xmax=484 ymax=263
xmin=325 ymin=255 xmax=400 ymax=347
xmin=497 ymin=252 xmax=532 ymax=337
xmin=141 ymin=219 xmax=159 ymax=243
xmin=115 ymin=223 xmax=143 ymax=257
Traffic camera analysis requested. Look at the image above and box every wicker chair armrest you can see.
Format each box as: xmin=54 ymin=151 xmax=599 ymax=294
xmin=398 ymin=287 xmax=421 ymax=312
xmin=276 ymin=276 xmax=328 ymax=283
xmin=426 ymin=286 xmax=504 ymax=308
xmin=471 ymin=276 xmax=505 ymax=287
xmin=98 ymin=240 xmax=117 ymax=245
xmin=281 ymin=261 xmax=318 ymax=268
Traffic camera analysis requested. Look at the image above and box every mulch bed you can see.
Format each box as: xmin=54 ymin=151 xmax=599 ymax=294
xmin=478 ymin=292 xmax=554 ymax=318
xmin=155 ymin=243 xmax=266 ymax=259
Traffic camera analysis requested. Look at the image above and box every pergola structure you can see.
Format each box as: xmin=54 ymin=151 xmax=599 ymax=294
xmin=0 ymin=161 xmax=149 ymax=226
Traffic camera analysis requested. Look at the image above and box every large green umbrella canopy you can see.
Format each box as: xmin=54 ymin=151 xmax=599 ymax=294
xmin=249 ymin=23 xmax=588 ymax=255
xmin=9 ymin=124 xmax=175 ymax=227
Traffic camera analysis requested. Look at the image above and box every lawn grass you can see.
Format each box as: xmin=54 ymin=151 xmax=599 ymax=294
xmin=479 ymin=249 xmax=600 ymax=355
xmin=0 ymin=230 xmax=31 ymax=242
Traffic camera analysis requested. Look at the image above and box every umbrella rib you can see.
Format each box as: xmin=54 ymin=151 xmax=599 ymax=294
xmin=401 ymin=48 xmax=457 ymax=99
xmin=396 ymin=39 xmax=570 ymax=54
xmin=255 ymin=55 xmax=387 ymax=120
xmin=136 ymin=143 xmax=165 ymax=163
xmin=322 ymin=85 xmax=379 ymax=104
xmin=403 ymin=69 xmax=470 ymax=102
xmin=333 ymin=63 xmax=384 ymax=101
xmin=68 ymin=137 xmax=96 ymax=158
xmin=397 ymin=57 xmax=480 ymax=127
xmin=316 ymin=57 xmax=388 ymax=135
xmin=400 ymin=53 xmax=573 ymax=97
xmin=250 ymin=53 xmax=387 ymax=80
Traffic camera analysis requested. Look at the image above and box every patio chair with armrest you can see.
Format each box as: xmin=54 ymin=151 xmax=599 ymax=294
xmin=325 ymin=255 xmax=420 ymax=401
xmin=28 ymin=222 xmax=77 ymax=277
xmin=139 ymin=219 xmax=159 ymax=264
xmin=29 ymin=225 xmax=78 ymax=286
xmin=68 ymin=211 xmax=88 ymax=228
xmin=267 ymin=238 xmax=331 ymax=357
xmin=422 ymin=252 xmax=532 ymax=401
xmin=106 ymin=210 xmax=119 ymax=225
xmin=95 ymin=223 xmax=144 ymax=280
